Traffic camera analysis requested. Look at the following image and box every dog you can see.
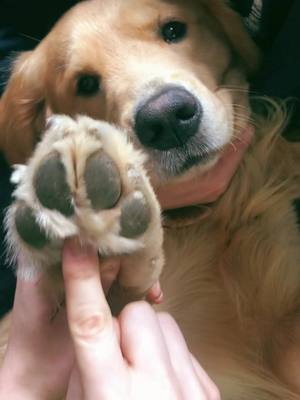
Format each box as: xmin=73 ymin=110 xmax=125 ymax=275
xmin=1 ymin=0 xmax=300 ymax=398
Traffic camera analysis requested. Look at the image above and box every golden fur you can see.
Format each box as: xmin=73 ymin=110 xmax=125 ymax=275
xmin=0 ymin=1 xmax=300 ymax=399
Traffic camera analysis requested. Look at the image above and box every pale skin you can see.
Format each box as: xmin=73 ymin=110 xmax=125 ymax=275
xmin=0 ymin=238 xmax=220 ymax=400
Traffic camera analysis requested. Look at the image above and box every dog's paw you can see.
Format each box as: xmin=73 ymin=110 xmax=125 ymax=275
xmin=5 ymin=115 xmax=164 ymax=305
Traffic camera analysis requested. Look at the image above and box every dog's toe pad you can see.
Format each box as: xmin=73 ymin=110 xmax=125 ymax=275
xmin=15 ymin=204 xmax=49 ymax=249
xmin=34 ymin=153 xmax=74 ymax=216
xmin=120 ymin=192 xmax=151 ymax=238
xmin=84 ymin=151 xmax=121 ymax=210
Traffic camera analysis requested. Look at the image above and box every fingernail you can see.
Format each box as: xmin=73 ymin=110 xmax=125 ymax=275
xmin=147 ymin=281 xmax=164 ymax=304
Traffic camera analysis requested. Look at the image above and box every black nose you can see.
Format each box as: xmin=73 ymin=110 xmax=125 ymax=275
xmin=134 ymin=86 xmax=202 ymax=151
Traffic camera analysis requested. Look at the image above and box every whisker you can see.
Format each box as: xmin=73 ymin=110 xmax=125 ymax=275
xmin=229 ymin=141 xmax=237 ymax=151
xmin=218 ymin=86 xmax=260 ymax=97
xmin=231 ymin=111 xmax=256 ymax=123
xmin=234 ymin=117 xmax=257 ymax=127
xmin=230 ymin=134 xmax=251 ymax=146
xmin=232 ymin=104 xmax=251 ymax=110
xmin=219 ymin=85 xmax=249 ymax=90
xmin=17 ymin=32 xmax=41 ymax=43
xmin=233 ymin=115 xmax=255 ymax=123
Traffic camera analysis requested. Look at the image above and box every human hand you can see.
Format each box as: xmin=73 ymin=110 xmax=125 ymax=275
xmin=63 ymin=239 xmax=220 ymax=400
xmin=0 ymin=274 xmax=73 ymax=400
xmin=0 ymin=238 xmax=219 ymax=400
xmin=0 ymin=242 xmax=161 ymax=400
xmin=0 ymin=247 xmax=121 ymax=399
xmin=155 ymin=124 xmax=253 ymax=210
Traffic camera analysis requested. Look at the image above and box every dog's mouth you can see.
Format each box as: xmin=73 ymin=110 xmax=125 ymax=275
xmin=154 ymin=124 xmax=254 ymax=212
xmin=180 ymin=152 xmax=217 ymax=172
xmin=148 ymin=140 xmax=220 ymax=178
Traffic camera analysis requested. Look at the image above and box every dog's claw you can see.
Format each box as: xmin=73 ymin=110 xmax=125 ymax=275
xmin=15 ymin=203 xmax=49 ymax=249
xmin=34 ymin=152 xmax=74 ymax=216
xmin=84 ymin=150 xmax=121 ymax=210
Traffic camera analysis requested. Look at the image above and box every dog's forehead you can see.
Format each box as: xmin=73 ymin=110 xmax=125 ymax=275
xmin=62 ymin=0 xmax=205 ymax=33
xmin=43 ymin=0 xmax=237 ymax=80
xmin=51 ymin=0 xmax=202 ymax=58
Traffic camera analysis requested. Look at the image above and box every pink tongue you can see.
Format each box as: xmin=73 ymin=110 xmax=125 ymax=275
xmin=155 ymin=125 xmax=254 ymax=210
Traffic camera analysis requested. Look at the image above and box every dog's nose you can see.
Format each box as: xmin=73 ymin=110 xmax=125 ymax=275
xmin=135 ymin=86 xmax=202 ymax=150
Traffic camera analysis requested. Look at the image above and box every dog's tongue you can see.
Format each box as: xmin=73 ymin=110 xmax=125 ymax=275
xmin=155 ymin=125 xmax=254 ymax=210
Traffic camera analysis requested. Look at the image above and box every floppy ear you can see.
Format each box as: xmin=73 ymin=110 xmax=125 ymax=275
xmin=0 ymin=51 xmax=47 ymax=164
xmin=204 ymin=0 xmax=261 ymax=76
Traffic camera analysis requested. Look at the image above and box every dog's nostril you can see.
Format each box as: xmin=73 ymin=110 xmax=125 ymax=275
xmin=176 ymin=103 xmax=196 ymax=121
xmin=135 ymin=85 xmax=202 ymax=151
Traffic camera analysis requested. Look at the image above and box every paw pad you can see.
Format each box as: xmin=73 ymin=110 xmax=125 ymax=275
xmin=34 ymin=152 xmax=74 ymax=216
xmin=120 ymin=192 xmax=151 ymax=238
xmin=15 ymin=204 xmax=49 ymax=249
xmin=84 ymin=151 xmax=122 ymax=210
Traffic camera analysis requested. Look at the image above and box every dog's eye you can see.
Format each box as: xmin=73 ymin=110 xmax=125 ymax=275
xmin=76 ymin=75 xmax=100 ymax=96
xmin=160 ymin=21 xmax=187 ymax=44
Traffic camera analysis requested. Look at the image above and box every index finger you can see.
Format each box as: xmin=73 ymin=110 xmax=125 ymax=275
xmin=62 ymin=238 xmax=127 ymax=391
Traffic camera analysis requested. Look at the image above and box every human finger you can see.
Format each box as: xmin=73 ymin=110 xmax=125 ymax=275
xmin=190 ymin=354 xmax=220 ymax=400
xmin=62 ymin=238 xmax=127 ymax=396
xmin=156 ymin=125 xmax=254 ymax=209
xmin=3 ymin=277 xmax=73 ymax=400
xmin=158 ymin=313 xmax=216 ymax=400
xmin=119 ymin=302 xmax=174 ymax=375
xmin=9 ymin=276 xmax=72 ymax=364
xmin=66 ymin=365 xmax=83 ymax=400
xmin=100 ymin=257 xmax=121 ymax=295
xmin=66 ymin=319 xmax=121 ymax=400
xmin=12 ymin=274 xmax=59 ymax=328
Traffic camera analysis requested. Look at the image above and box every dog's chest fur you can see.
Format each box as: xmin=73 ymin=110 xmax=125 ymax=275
xmin=157 ymin=121 xmax=300 ymax=399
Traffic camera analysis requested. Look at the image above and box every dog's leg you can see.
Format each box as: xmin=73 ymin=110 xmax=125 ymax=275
xmin=5 ymin=115 xmax=164 ymax=311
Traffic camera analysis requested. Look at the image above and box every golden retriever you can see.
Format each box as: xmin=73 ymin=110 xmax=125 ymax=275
xmin=1 ymin=0 xmax=300 ymax=399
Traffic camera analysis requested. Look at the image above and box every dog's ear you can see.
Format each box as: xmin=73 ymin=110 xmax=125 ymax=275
xmin=204 ymin=0 xmax=261 ymax=76
xmin=0 ymin=51 xmax=47 ymax=164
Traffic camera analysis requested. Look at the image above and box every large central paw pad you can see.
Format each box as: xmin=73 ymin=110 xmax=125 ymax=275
xmin=84 ymin=151 xmax=122 ymax=210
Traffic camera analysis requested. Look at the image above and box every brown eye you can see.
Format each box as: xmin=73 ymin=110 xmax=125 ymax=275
xmin=160 ymin=21 xmax=187 ymax=44
xmin=76 ymin=75 xmax=100 ymax=96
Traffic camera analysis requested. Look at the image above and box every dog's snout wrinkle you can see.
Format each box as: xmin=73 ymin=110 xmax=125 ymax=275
xmin=135 ymin=86 xmax=202 ymax=151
